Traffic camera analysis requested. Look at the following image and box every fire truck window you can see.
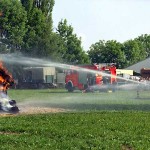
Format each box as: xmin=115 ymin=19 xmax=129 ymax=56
xmin=104 ymin=70 xmax=111 ymax=74
xmin=66 ymin=70 xmax=71 ymax=75
xmin=66 ymin=70 xmax=77 ymax=75
xmin=90 ymin=77 xmax=95 ymax=85
xmin=73 ymin=70 xmax=77 ymax=74
xmin=103 ymin=77 xmax=109 ymax=84
xmin=87 ymin=74 xmax=94 ymax=85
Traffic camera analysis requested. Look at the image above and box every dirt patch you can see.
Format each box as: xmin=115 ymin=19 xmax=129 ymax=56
xmin=19 ymin=106 xmax=68 ymax=115
xmin=0 ymin=113 xmax=15 ymax=117
xmin=121 ymin=144 xmax=134 ymax=150
xmin=0 ymin=106 xmax=69 ymax=117
xmin=0 ymin=131 xmax=20 ymax=135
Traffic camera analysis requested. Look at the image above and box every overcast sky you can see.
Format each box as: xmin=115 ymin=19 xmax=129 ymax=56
xmin=53 ymin=0 xmax=150 ymax=51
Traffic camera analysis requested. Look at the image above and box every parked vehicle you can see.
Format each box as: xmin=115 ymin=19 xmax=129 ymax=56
xmin=65 ymin=64 xmax=117 ymax=92
xmin=17 ymin=67 xmax=57 ymax=89
xmin=141 ymin=68 xmax=150 ymax=80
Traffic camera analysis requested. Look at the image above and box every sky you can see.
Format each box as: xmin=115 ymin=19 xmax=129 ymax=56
xmin=53 ymin=0 xmax=150 ymax=51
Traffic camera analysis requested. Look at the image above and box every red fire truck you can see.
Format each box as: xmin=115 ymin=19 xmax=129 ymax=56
xmin=65 ymin=64 xmax=117 ymax=92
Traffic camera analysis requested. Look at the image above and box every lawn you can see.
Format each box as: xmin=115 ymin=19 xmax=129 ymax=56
xmin=0 ymin=89 xmax=150 ymax=150
xmin=8 ymin=88 xmax=150 ymax=111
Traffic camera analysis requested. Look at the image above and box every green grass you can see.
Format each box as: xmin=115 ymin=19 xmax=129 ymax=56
xmin=8 ymin=89 xmax=150 ymax=111
xmin=0 ymin=89 xmax=150 ymax=149
xmin=0 ymin=112 xmax=150 ymax=150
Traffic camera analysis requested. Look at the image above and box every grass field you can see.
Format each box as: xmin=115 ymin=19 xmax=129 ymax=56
xmin=8 ymin=88 xmax=150 ymax=111
xmin=0 ymin=89 xmax=150 ymax=149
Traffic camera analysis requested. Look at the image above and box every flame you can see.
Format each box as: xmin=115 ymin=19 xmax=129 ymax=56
xmin=0 ymin=61 xmax=14 ymax=92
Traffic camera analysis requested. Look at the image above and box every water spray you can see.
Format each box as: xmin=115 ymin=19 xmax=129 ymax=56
xmin=0 ymin=54 xmax=141 ymax=85
xmin=1 ymin=54 xmax=149 ymax=100
xmin=1 ymin=54 xmax=148 ymax=89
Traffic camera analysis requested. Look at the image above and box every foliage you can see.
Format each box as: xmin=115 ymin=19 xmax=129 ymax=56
xmin=0 ymin=0 xmax=27 ymax=52
xmin=88 ymin=40 xmax=125 ymax=68
xmin=21 ymin=0 xmax=54 ymax=57
xmin=88 ymin=36 xmax=150 ymax=68
xmin=22 ymin=8 xmax=47 ymax=52
xmin=0 ymin=0 xmax=150 ymax=67
xmin=123 ymin=39 xmax=146 ymax=66
xmin=35 ymin=0 xmax=55 ymax=33
xmin=56 ymin=19 xmax=90 ymax=64
xmin=135 ymin=34 xmax=150 ymax=58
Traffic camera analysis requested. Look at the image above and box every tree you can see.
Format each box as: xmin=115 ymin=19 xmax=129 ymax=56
xmin=20 ymin=0 xmax=34 ymax=12
xmin=88 ymin=40 xmax=105 ymax=63
xmin=88 ymin=40 xmax=125 ymax=68
xmin=0 ymin=0 xmax=27 ymax=52
xmin=123 ymin=39 xmax=146 ymax=66
xmin=21 ymin=0 xmax=55 ymax=57
xmin=21 ymin=0 xmax=54 ymax=32
xmin=21 ymin=7 xmax=47 ymax=53
xmin=56 ymin=19 xmax=90 ymax=64
xmin=135 ymin=34 xmax=150 ymax=58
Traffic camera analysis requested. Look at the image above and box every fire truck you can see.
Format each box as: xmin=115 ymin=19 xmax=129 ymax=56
xmin=65 ymin=64 xmax=117 ymax=92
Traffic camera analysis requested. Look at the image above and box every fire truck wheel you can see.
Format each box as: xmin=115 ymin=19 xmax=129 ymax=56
xmin=84 ymin=84 xmax=88 ymax=90
xmin=67 ymin=82 xmax=74 ymax=92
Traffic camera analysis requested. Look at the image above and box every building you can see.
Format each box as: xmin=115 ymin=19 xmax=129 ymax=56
xmin=125 ymin=57 xmax=150 ymax=74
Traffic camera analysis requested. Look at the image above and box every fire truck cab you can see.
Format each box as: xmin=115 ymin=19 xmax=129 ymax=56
xmin=65 ymin=64 xmax=117 ymax=92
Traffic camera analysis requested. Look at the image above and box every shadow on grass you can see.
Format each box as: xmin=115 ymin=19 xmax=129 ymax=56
xmin=134 ymin=97 xmax=150 ymax=100
xmin=47 ymin=103 xmax=150 ymax=111
xmin=39 ymin=90 xmax=82 ymax=94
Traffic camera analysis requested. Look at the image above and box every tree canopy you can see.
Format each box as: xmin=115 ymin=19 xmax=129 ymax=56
xmin=56 ymin=19 xmax=90 ymax=64
xmin=135 ymin=34 xmax=150 ymax=58
xmin=0 ymin=0 xmax=27 ymax=51
xmin=0 ymin=0 xmax=150 ymax=68
xmin=20 ymin=0 xmax=54 ymax=56
xmin=88 ymin=40 xmax=125 ymax=68
xmin=123 ymin=39 xmax=146 ymax=66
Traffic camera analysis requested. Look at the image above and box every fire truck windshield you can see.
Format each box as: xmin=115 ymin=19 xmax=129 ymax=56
xmin=66 ymin=70 xmax=77 ymax=75
xmin=103 ymin=70 xmax=111 ymax=74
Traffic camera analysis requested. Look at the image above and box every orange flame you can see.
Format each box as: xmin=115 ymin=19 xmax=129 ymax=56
xmin=0 ymin=61 xmax=14 ymax=92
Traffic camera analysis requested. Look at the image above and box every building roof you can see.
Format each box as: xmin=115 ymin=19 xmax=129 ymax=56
xmin=125 ymin=57 xmax=150 ymax=73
